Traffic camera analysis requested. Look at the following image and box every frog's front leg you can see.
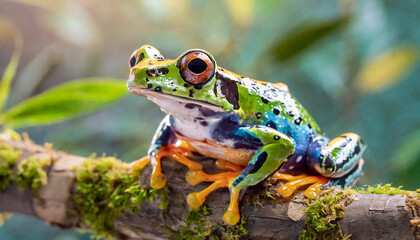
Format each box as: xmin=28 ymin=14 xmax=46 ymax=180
xmin=186 ymin=126 xmax=295 ymax=225
xmin=276 ymin=133 xmax=366 ymax=199
xmin=130 ymin=115 xmax=203 ymax=189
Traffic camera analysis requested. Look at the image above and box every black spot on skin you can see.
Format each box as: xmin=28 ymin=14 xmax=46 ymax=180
xmin=184 ymin=83 xmax=191 ymax=88
xmin=138 ymin=52 xmax=145 ymax=62
xmin=194 ymin=85 xmax=203 ymax=90
xmin=195 ymin=117 xmax=204 ymax=121
xmin=147 ymin=84 xmax=153 ymax=89
xmin=159 ymin=68 xmax=169 ymax=74
xmin=249 ymin=151 xmax=268 ymax=174
xmin=261 ymin=97 xmax=270 ymax=104
xmin=189 ymin=89 xmax=195 ymax=97
xmin=294 ymin=117 xmax=302 ymax=125
xmin=146 ymin=69 xmax=155 ymax=77
xmin=185 ymin=103 xmax=200 ymax=109
xmin=154 ymin=54 xmax=164 ymax=60
xmin=266 ymin=121 xmax=277 ymax=130
xmin=232 ymin=175 xmax=244 ymax=187
xmin=199 ymin=107 xmax=216 ymax=117
xmin=172 ymin=88 xmax=177 ymax=92
xmin=273 ymin=108 xmax=280 ymax=115
xmin=216 ymin=72 xmax=240 ymax=110
xmin=274 ymin=135 xmax=280 ymax=140
xmin=354 ymin=144 xmax=361 ymax=155
xmin=219 ymin=68 xmax=225 ymax=72
xmin=154 ymin=87 xmax=162 ymax=92
xmin=308 ymin=123 xmax=312 ymax=129
xmin=184 ymin=103 xmax=216 ymax=118
xmin=287 ymin=111 xmax=295 ymax=117
xmin=129 ymin=56 xmax=136 ymax=68
xmin=255 ymin=112 xmax=262 ymax=119
xmin=145 ymin=78 xmax=149 ymax=82
xmin=201 ymin=121 xmax=208 ymax=126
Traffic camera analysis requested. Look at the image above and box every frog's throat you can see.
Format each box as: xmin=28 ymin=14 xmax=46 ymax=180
xmin=128 ymin=86 xmax=223 ymax=113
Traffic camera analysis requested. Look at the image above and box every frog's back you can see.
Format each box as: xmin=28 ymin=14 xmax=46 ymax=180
xmin=232 ymin=75 xmax=322 ymax=140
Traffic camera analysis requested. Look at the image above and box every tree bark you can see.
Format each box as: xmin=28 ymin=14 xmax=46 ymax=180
xmin=0 ymin=139 xmax=418 ymax=240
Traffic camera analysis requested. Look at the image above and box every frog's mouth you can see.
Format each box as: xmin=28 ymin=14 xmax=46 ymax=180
xmin=127 ymin=86 xmax=224 ymax=113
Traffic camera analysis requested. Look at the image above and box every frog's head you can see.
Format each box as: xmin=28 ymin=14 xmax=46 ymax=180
xmin=127 ymin=45 xmax=240 ymax=116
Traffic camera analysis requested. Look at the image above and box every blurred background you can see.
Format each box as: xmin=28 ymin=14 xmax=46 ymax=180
xmin=0 ymin=0 xmax=419 ymax=239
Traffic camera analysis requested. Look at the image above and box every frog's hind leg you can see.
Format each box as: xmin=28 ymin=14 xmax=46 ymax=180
xmin=326 ymin=158 xmax=365 ymax=188
xmin=215 ymin=159 xmax=244 ymax=172
xmin=307 ymin=133 xmax=366 ymax=179
xmin=275 ymin=133 xmax=366 ymax=199
xmin=274 ymin=173 xmax=328 ymax=199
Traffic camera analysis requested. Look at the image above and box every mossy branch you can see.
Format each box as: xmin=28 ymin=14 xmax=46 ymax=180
xmin=0 ymin=136 xmax=419 ymax=239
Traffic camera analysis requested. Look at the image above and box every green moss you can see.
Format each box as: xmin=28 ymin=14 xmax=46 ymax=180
xmin=219 ymin=216 xmax=248 ymax=240
xmin=15 ymin=156 xmax=51 ymax=193
xmin=74 ymin=156 xmax=169 ymax=238
xmin=356 ymin=184 xmax=409 ymax=195
xmin=166 ymin=205 xmax=248 ymax=240
xmin=0 ymin=143 xmax=21 ymax=191
xmin=299 ymin=189 xmax=355 ymax=240
xmin=167 ymin=205 xmax=213 ymax=240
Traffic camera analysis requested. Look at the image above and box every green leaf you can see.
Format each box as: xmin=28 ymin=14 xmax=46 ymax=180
xmin=355 ymin=46 xmax=419 ymax=94
xmin=0 ymin=78 xmax=128 ymax=128
xmin=0 ymin=41 xmax=22 ymax=112
xmin=271 ymin=17 xmax=348 ymax=62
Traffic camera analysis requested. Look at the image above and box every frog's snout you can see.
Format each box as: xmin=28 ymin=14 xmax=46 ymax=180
xmin=127 ymin=45 xmax=165 ymax=92
xmin=128 ymin=45 xmax=164 ymax=70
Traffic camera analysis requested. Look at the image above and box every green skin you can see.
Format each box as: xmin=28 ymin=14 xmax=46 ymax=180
xmin=127 ymin=45 xmax=366 ymax=224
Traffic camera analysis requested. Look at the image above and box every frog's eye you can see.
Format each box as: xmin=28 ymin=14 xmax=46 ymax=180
xmin=179 ymin=51 xmax=215 ymax=85
xmin=128 ymin=49 xmax=145 ymax=69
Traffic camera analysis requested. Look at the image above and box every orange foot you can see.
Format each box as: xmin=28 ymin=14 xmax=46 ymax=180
xmin=130 ymin=144 xmax=203 ymax=189
xmin=185 ymin=169 xmax=243 ymax=225
xmin=274 ymin=173 xmax=329 ymax=199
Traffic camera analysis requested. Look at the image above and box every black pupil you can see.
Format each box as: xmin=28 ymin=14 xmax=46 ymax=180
xmin=188 ymin=58 xmax=207 ymax=74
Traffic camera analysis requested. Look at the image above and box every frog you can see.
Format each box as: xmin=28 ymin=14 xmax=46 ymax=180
xmin=126 ymin=45 xmax=366 ymax=225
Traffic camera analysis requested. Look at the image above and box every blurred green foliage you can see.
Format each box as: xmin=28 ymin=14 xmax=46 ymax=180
xmin=0 ymin=78 xmax=127 ymax=128
xmin=0 ymin=0 xmax=419 ymax=239
xmin=0 ymin=41 xmax=127 ymax=129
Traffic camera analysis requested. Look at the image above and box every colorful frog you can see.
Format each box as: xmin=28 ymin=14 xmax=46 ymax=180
xmin=127 ymin=45 xmax=366 ymax=225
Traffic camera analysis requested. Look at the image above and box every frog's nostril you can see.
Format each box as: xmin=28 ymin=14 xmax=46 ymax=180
xmin=138 ymin=52 xmax=145 ymax=62
xmin=128 ymin=51 xmax=146 ymax=69
xmin=129 ymin=55 xmax=137 ymax=68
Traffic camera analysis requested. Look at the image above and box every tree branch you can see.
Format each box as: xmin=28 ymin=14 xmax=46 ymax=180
xmin=0 ymin=138 xmax=418 ymax=239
